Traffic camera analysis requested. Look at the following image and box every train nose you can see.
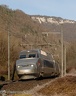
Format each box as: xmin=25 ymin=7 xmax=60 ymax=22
xmin=16 ymin=61 xmax=37 ymax=71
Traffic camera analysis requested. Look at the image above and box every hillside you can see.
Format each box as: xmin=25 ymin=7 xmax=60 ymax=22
xmin=31 ymin=15 xmax=76 ymax=41
xmin=0 ymin=5 xmax=76 ymax=79
xmin=0 ymin=5 xmax=60 ymax=77
xmin=0 ymin=5 xmax=44 ymax=39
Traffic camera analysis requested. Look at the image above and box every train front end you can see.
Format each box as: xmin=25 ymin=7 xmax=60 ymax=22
xmin=16 ymin=50 xmax=40 ymax=79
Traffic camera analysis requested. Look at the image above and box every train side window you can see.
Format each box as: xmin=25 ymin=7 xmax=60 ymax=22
xmin=44 ymin=60 xmax=47 ymax=67
xmin=44 ymin=60 xmax=54 ymax=68
xmin=50 ymin=61 xmax=54 ymax=68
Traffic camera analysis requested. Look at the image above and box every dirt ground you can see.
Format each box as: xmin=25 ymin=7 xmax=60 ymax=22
xmin=38 ymin=75 xmax=76 ymax=96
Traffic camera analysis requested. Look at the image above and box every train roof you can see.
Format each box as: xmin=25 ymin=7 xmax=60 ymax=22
xmin=19 ymin=49 xmax=54 ymax=61
xmin=20 ymin=49 xmax=40 ymax=52
xmin=20 ymin=49 xmax=53 ymax=58
xmin=20 ymin=49 xmax=48 ymax=55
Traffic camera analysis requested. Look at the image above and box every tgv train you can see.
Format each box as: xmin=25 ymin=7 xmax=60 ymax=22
xmin=15 ymin=49 xmax=60 ymax=79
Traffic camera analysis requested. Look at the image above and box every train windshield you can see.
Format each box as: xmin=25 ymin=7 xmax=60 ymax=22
xmin=20 ymin=55 xmax=26 ymax=59
xmin=28 ymin=54 xmax=36 ymax=58
xmin=20 ymin=52 xmax=39 ymax=59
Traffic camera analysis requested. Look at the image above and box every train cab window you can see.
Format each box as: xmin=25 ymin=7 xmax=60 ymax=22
xmin=44 ymin=60 xmax=54 ymax=68
xmin=20 ymin=55 xmax=26 ymax=59
xmin=28 ymin=54 xmax=36 ymax=58
xmin=28 ymin=52 xmax=39 ymax=58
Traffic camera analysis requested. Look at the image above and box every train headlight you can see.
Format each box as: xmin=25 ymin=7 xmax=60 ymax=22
xmin=17 ymin=65 xmax=21 ymax=68
xmin=30 ymin=64 xmax=34 ymax=67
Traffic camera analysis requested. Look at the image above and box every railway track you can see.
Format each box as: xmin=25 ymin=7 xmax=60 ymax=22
xmin=0 ymin=76 xmax=56 ymax=91
xmin=0 ymin=75 xmax=76 ymax=96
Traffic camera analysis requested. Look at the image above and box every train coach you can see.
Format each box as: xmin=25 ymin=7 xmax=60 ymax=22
xmin=15 ymin=49 xmax=60 ymax=79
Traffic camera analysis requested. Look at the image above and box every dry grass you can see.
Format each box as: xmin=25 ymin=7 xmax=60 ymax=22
xmin=38 ymin=75 xmax=76 ymax=96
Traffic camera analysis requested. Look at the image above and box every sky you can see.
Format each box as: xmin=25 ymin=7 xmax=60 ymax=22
xmin=0 ymin=0 xmax=76 ymax=21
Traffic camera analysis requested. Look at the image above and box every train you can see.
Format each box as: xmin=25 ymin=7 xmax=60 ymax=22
xmin=15 ymin=49 xmax=60 ymax=79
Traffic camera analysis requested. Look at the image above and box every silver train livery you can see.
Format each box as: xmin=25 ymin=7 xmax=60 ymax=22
xmin=16 ymin=49 xmax=60 ymax=79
